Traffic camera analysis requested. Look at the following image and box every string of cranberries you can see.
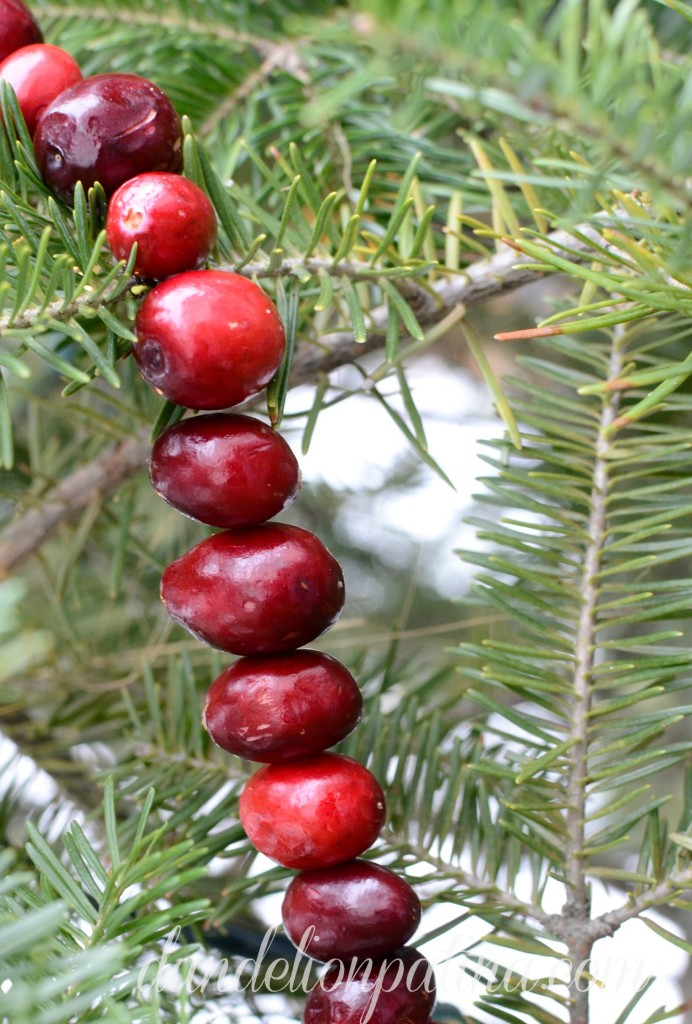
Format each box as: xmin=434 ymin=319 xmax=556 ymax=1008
xmin=2 ymin=3 xmax=438 ymax=1020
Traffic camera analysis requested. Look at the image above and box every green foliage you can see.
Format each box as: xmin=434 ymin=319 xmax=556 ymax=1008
xmin=0 ymin=789 xmax=212 ymax=1024
xmin=459 ymin=316 xmax=692 ymax=867
xmin=1 ymin=1 xmax=691 ymax=1022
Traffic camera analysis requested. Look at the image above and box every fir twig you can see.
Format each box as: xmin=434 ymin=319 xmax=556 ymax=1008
xmin=562 ymin=324 xmax=625 ymax=1024
xmin=386 ymin=833 xmax=560 ymax=933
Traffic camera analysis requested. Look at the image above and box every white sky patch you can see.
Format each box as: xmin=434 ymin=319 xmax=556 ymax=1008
xmin=282 ymin=359 xmax=504 ymax=598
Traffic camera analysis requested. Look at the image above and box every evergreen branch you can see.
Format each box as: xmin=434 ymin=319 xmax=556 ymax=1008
xmin=1 ymin=783 xmax=217 ymax=1023
xmin=240 ymin=219 xmax=617 ymax=347
xmin=0 ymin=213 xmax=616 ymax=343
xmin=458 ymin=308 xmax=692 ymax=1019
xmin=562 ymin=325 xmax=625 ymax=1024
xmin=346 ymin=2 xmax=691 ymax=197
xmin=0 ymin=227 xmax=607 ymax=578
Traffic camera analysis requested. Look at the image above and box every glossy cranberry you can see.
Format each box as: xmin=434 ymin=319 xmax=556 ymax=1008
xmin=107 ymin=173 xmax=216 ymax=279
xmin=204 ymin=651 xmax=362 ymax=762
xmin=33 ymin=73 xmax=182 ymax=203
xmin=303 ymin=946 xmax=436 ymax=1024
xmin=239 ymin=753 xmax=385 ymax=870
xmin=0 ymin=45 xmax=81 ymax=136
xmin=161 ymin=524 xmax=345 ymax=655
xmin=0 ymin=0 xmax=42 ymax=63
xmin=134 ymin=270 xmax=285 ymax=410
xmin=150 ymin=413 xmax=300 ymax=528
xmin=282 ymin=860 xmax=421 ymax=962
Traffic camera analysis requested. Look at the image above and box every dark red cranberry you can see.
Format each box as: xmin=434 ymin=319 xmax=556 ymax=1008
xmin=303 ymin=946 xmax=436 ymax=1024
xmin=204 ymin=650 xmax=362 ymax=762
xmin=33 ymin=73 xmax=182 ymax=203
xmin=0 ymin=0 xmax=42 ymax=63
xmin=134 ymin=270 xmax=285 ymax=410
xmin=150 ymin=413 xmax=300 ymax=528
xmin=0 ymin=44 xmax=81 ymax=136
xmin=239 ymin=754 xmax=386 ymax=870
xmin=161 ymin=524 xmax=345 ymax=655
xmin=107 ymin=172 xmax=216 ymax=279
xmin=282 ymin=860 xmax=421 ymax=962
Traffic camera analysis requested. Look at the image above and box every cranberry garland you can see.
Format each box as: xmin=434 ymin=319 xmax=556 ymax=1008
xmin=2 ymin=4 xmax=439 ymax=1021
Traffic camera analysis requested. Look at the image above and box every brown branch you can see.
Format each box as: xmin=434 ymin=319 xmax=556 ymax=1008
xmin=0 ymin=431 xmax=151 ymax=579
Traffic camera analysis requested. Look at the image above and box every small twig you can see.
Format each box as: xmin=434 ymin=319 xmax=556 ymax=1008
xmin=236 ymin=219 xmax=610 ymax=316
xmin=385 ymin=833 xmax=561 ymax=934
xmin=0 ymin=278 xmax=128 ymax=334
xmin=589 ymin=868 xmax=692 ymax=940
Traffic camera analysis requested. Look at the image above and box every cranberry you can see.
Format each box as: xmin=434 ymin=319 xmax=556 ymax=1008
xmin=161 ymin=524 xmax=345 ymax=655
xmin=0 ymin=45 xmax=81 ymax=136
xmin=239 ymin=753 xmax=386 ymax=870
xmin=282 ymin=860 xmax=421 ymax=962
xmin=106 ymin=172 xmax=216 ymax=280
xmin=150 ymin=413 xmax=300 ymax=528
xmin=134 ymin=270 xmax=285 ymax=410
xmin=33 ymin=73 xmax=182 ymax=203
xmin=303 ymin=946 xmax=436 ymax=1024
xmin=204 ymin=650 xmax=362 ymax=762
xmin=0 ymin=0 xmax=42 ymax=63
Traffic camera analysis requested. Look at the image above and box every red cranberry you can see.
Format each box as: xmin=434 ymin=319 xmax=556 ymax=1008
xmin=303 ymin=946 xmax=436 ymax=1024
xmin=134 ymin=270 xmax=285 ymax=410
xmin=0 ymin=0 xmax=42 ymax=62
xmin=0 ymin=45 xmax=81 ymax=136
xmin=239 ymin=753 xmax=386 ymax=869
xmin=107 ymin=172 xmax=216 ymax=279
xmin=282 ymin=860 xmax=421 ymax=962
xmin=161 ymin=524 xmax=345 ymax=655
xmin=33 ymin=73 xmax=182 ymax=203
xmin=204 ymin=650 xmax=362 ymax=762
xmin=150 ymin=413 xmax=300 ymax=528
